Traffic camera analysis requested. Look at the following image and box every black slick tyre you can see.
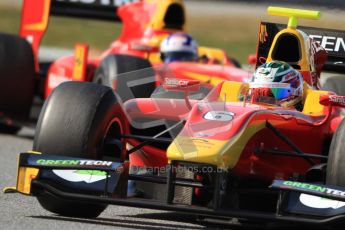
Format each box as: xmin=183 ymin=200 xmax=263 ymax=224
xmin=33 ymin=81 xmax=127 ymax=218
xmin=326 ymin=118 xmax=345 ymax=186
xmin=93 ymin=54 xmax=156 ymax=102
xmin=0 ymin=33 xmax=35 ymax=132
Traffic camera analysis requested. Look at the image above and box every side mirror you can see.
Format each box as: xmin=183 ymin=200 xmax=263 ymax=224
xmin=163 ymin=78 xmax=200 ymax=92
xmin=163 ymin=78 xmax=200 ymax=110
xmin=319 ymin=94 xmax=345 ymax=108
xmin=129 ymin=41 xmax=159 ymax=52
xmin=247 ymin=54 xmax=257 ymax=66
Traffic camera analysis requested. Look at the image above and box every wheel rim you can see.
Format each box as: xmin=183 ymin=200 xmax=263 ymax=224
xmin=101 ymin=117 xmax=125 ymax=162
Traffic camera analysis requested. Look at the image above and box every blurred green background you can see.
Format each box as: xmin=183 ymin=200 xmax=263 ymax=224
xmin=1 ymin=2 xmax=344 ymax=64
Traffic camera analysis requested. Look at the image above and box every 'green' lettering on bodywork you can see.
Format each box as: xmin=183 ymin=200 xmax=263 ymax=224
xmin=36 ymin=159 xmax=80 ymax=165
xmin=283 ymin=181 xmax=327 ymax=193
xmin=36 ymin=159 xmax=46 ymax=164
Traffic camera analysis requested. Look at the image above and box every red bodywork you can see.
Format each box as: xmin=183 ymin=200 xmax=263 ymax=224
xmin=124 ymin=82 xmax=343 ymax=182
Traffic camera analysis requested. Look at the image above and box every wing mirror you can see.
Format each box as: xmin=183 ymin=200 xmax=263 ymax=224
xmin=319 ymin=94 xmax=345 ymax=108
xmin=163 ymin=78 xmax=200 ymax=92
xmin=163 ymin=78 xmax=200 ymax=109
xmin=129 ymin=41 xmax=159 ymax=52
xmin=247 ymin=54 xmax=257 ymax=66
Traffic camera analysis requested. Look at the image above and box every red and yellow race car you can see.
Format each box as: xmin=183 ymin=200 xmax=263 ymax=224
xmin=5 ymin=6 xmax=345 ymax=228
xmin=0 ymin=0 xmax=249 ymax=133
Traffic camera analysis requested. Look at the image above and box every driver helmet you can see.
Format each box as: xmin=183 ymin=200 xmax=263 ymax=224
xmin=249 ymin=61 xmax=304 ymax=108
xmin=160 ymin=33 xmax=198 ymax=63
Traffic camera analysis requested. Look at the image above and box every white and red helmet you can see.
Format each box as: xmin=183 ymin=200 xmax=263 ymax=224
xmin=160 ymin=33 xmax=198 ymax=63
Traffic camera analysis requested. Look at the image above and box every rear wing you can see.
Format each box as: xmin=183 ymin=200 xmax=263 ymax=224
xmin=257 ymin=22 xmax=345 ymax=73
xmin=50 ymin=0 xmax=132 ymax=21
xmin=20 ymin=0 xmax=137 ymax=70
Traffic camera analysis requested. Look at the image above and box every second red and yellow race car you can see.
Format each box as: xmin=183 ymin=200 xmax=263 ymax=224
xmin=0 ymin=0 xmax=250 ymax=134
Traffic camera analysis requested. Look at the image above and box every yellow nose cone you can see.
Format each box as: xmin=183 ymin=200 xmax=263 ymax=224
xmin=167 ymin=137 xmax=226 ymax=166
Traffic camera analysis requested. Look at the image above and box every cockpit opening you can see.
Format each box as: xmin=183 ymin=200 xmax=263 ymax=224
xmin=272 ymin=33 xmax=301 ymax=68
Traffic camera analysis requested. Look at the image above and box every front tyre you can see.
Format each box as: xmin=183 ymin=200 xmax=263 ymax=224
xmin=326 ymin=119 xmax=345 ymax=186
xmin=33 ymin=82 xmax=128 ymax=218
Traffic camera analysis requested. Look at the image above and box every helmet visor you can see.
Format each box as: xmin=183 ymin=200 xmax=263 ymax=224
xmin=249 ymin=82 xmax=293 ymax=100
xmin=162 ymin=51 xmax=197 ymax=63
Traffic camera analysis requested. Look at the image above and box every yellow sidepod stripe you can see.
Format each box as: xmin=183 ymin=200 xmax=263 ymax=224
xmin=167 ymin=120 xmax=266 ymax=169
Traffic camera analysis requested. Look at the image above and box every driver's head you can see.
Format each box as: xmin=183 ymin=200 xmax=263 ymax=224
xmin=160 ymin=33 xmax=198 ymax=64
xmin=250 ymin=61 xmax=304 ymax=108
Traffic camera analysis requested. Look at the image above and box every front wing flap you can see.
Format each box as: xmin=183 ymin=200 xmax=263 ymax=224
xmin=15 ymin=152 xmax=127 ymax=196
xmin=272 ymin=180 xmax=345 ymax=217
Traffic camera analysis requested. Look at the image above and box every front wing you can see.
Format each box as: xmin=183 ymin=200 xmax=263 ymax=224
xmin=5 ymin=152 xmax=345 ymax=225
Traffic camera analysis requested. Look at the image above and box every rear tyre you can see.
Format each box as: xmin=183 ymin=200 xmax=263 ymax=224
xmin=326 ymin=119 xmax=345 ymax=186
xmin=93 ymin=54 xmax=156 ymax=102
xmin=0 ymin=33 xmax=35 ymax=131
xmin=33 ymin=81 xmax=128 ymax=218
xmin=322 ymin=77 xmax=345 ymax=95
